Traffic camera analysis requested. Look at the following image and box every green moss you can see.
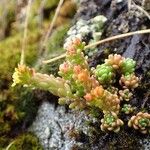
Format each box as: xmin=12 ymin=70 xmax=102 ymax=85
xmin=0 ymin=0 xmax=71 ymax=138
xmin=59 ymin=0 xmax=77 ymax=18
xmin=0 ymin=0 xmax=73 ymax=148
xmin=41 ymin=23 xmax=71 ymax=75
xmin=6 ymin=1 xmax=16 ymax=22
xmin=15 ymin=87 xmax=40 ymax=126
xmin=0 ymin=136 xmax=10 ymax=149
xmin=7 ymin=133 xmax=43 ymax=150
xmin=45 ymin=0 xmax=60 ymax=9
xmin=0 ymin=0 xmax=16 ymax=24
xmin=46 ymin=23 xmax=70 ymax=54
xmin=0 ymin=29 xmax=41 ymax=89
xmin=33 ymin=0 xmax=59 ymax=11
xmin=0 ymin=86 xmax=40 ymax=149
xmin=0 ymin=122 xmax=11 ymax=136
xmin=0 ymin=90 xmax=23 ymax=149
xmin=0 ymin=89 xmax=23 ymax=135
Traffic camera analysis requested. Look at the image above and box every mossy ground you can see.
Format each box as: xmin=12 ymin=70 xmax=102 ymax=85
xmin=0 ymin=29 xmax=41 ymax=89
xmin=0 ymin=0 xmax=76 ymax=149
xmin=5 ymin=132 xmax=43 ymax=150
xmin=41 ymin=23 xmax=71 ymax=75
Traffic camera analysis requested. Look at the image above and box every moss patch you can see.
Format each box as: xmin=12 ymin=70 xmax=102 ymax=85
xmin=0 ymin=29 xmax=41 ymax=89
xmin=7 ymin=132 xmax=43 ymax=150
xmin=41 ymin=23 xmax=71 ymax=75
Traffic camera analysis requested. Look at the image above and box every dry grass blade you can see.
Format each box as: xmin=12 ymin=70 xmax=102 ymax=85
xmin=42 ymin=53 xmax=66 ymax=64
xmin=84 ymin=29 xmax=150 ymax=49
xmin=128 ymin=0 xmax=132 ymax=10
xmin=20 ymin=0 xmax=32 ymax=65
xmin=42 ymin=29 xmax=150 ymax=64
xmin=134 ymin=3 xmax=150 ymax=20
xmin=5 ymin=141 xmax=15 ymax=150
xmin=39 ymin=0 xmax=64 ymax=55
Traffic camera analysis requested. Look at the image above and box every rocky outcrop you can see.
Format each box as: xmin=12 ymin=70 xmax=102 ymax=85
xmin=30 ymin=0 xmax=150 ymax=149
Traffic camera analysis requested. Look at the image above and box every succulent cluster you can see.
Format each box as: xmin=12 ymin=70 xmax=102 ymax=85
xmin=119 ymin=89 xmax=133 ymax=101
xmin=94 ymin=64 xmax=115 ymax=84
xmin=128 ymin=112 xmax=150 ymax=134
xmin=12 ymin=38 xmax=150 ymax=134
xmin=12 ymin=65 xmax=72 ymax=98
xmin=100 ymin=112 xmax=124 ymax=133
xmin=121 ymin=104 xmax=135 ymax=114
xmin=119 ymin=74 xmax=139 ymax=89
xmin=0 ymin=0 xmax=77 ymax=148
xmin=95 ymin=54 xmax=138 ymax=87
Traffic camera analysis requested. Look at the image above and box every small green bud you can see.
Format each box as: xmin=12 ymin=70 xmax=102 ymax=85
xmin=105 ymin=114 xmax=115 ymax=125
xmin=139 ymin=118 xmax=150 ymax=127
xmin=95 ymin=64 xmax=115 ymax=84
xmin=121 ymin=58 xmax=136 ymax=75
xmin=121 ymin=104 xmax=135 ymax=114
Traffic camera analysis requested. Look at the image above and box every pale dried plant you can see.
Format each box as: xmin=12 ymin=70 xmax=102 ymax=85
xmin=42 ymin=29 xmax=150 ymax=64
xmin=20 ymin=0 xmax=32 ymax=65
xmin=39 ymin=0 xmax=64 ymax=56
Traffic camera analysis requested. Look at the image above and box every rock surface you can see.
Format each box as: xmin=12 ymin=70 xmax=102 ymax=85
xmin=30 ymin=0 xmax=150 ymax=149
xmin=30 ymin=101 xmax=90 ymax=150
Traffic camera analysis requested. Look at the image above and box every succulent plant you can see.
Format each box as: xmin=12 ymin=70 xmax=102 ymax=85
xmin=58 ymin=62 xmax=73 ymax=80
xmin=120 ymin=58 xmax=136 ymax=75
xmin=12 ymin=37 xmax=141 ymax=133
xmin=94 ymin=64 xmax=115 ymax=84
xmin=107 ymin=86 xmax=118 ymax=95
xmin=105 ymin=54 xmax=124 ymax=69
xmin=121 ymin=104 xmax=135 ymax=114
xmin=100 ymin=112 xmax=124 ymax=132
xmin=84 ymin=87 xmax=120 ymax=114
xmin=128 ymin=112 xmax=150 ymax=134
xmin=119 ymin=73 xmax=139 ymax=89
xmin=69 ymin=99 xmax=86 ymax=110
xmin=12 ymin=65 xmax=35 ymax=87
xmin=119 ymin=89 xmax=133 ymax=101
xmin=12 ymin=65 xmax=72 ymax=98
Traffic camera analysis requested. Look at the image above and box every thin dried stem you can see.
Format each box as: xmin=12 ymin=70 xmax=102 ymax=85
xmin=20 ymin=0 xmax=32 ymax=65
xmin=38 ymin=0 xmax=47 ymax=28
xmin=0 ymin=0 xmax=11 ymax=39
xmin=128 ymin=0 xmax=132 ymax=11
xmin=133 ymin=3 xmax=150 ymax=20
xmin=85 ymin=29 xmax=150 ymax=49
xmin=39 ymin=0 xmax=64 ymax=55
xmin=43 ymin=53 xmax=66 ymax=64
xmin=6 ymin=141 xmax=15 ymax=150
xmin=42 ymin=29 xmax=150 ymax=64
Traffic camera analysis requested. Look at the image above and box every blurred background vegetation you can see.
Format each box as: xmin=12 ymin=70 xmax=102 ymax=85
xmin=0 ymin=0 xmax=77 ymax=149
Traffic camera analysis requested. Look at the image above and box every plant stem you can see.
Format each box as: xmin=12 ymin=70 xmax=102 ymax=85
xmin=20 ymin=0 xmax=32 ymax=65
xmin=39 ymin=0 xmax=64 ymax=55
xmin=133 ymin=2 xmax=150 ymax=20
xmin=42 ymin=29 xmax=150 ymax=64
